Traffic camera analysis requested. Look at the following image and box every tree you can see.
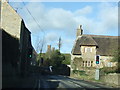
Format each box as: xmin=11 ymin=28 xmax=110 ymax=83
xmin=62 ymin=54 xmax=71 ymax=65
xmin=35 ymin=36 xmax=46 ymax=66
xmin=49 ymin=50 xmax=65 ymax=67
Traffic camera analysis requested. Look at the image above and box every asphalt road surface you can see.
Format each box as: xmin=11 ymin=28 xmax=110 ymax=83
xmin=33 ymin=74 xmax=113 ymax=90
xmin=3 ymin=73 xmax=115 ymax=90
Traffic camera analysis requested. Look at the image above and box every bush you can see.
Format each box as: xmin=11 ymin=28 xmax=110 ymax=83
xmin=62 ymin=54 xmax=71 ymax=65
xmin=72 ymin=70 xmax=87 ymax=76
xmin=100 ymin=67 xmax=118 ymax=74
xmin=73 ymin=70 xmax=79 ymax=74
xmin=79 ymin=70 xmax=86 ymax=75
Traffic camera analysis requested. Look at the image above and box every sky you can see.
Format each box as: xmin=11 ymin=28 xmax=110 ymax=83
xmin=9 ymin=1 xmax=118 ymax=54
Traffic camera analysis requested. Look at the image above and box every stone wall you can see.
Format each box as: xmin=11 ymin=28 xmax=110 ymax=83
xmin=100 ymin=73 xmax=120 ymax=86
xmin=70 ymin=68 xmax=96 ymax=80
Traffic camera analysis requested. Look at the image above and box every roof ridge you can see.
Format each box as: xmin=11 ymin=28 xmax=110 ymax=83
xmin=80 ymin=35 xmax=98 ymax=46
xmin=83 ymin=34 xmax=118 ymax=38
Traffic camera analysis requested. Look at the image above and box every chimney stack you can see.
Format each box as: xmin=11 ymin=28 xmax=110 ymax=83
xmin=76 ymin=25 xmax=83 ymax=37
xmin=2 ymin=0 xmax=9 ymax=2
xmin=52 ymin=47 xmax=55 ymax=52
xmin=47 ymin=45 xmax=51 ymax=52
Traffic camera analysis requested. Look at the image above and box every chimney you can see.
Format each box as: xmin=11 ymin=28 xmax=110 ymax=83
xmin=2 ymin=0 xmax=9 ymax=2
xmin=47 ymin=45 xmax=51 ymax=52
xmin=76 ymin=25 xmax=83 ymax=37
xmin=52 ymin=47 xmax=55 ymax=52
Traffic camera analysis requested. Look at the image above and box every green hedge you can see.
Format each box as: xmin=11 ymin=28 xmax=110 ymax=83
xmin=72 ymin=70 xmax=87 ymax=76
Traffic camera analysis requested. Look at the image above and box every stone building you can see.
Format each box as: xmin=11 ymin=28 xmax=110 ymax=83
xmin=47 ymin=45 xmax=51 ymax=53
xmin=1 ymin=0 xmax=22 ymax=78
xmin=31 ymin=47 xmax=37 ymax=66
xmin=1 ymin=0 xmax=22 ymax=39
xmin=19 ymin=20 xmax=33 ymax=76
xmin=71 ymin=25 xmax=118 ymax=71
xmin=1 ymin=0 xmax=33 ymax=78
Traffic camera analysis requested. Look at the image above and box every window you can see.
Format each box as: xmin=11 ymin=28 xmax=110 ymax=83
xmin=85 ymin=47 xmax=92 ymax=52
xmin=85 ymin=61 xmax=87 ymax=67
xmin=83 ymin=61 xmax=84 ymax=67
xmin=83 ymin=61 xmax=93 ymax=67
xmin=87 ymin=61 xmax=90 ymax=67
xmin=91 ymin=61 xmax=93 ymax=67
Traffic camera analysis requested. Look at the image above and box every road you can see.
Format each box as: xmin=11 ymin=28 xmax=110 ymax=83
xmin=33 ymin=74 xmax=112 ymax=90
xmin=3 ymin=73 xmax=114 ymax=89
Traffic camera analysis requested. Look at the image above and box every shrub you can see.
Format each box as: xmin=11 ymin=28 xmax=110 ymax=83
xmin=72 ymin=70 xmax=79 ymax=74
xmin=100 ymin=67 xmax=118 ymax=74
xmin=79 ymin=70 xmax=86 ymax=75
xmin=72 ymin=70 xmax=87 ymax=76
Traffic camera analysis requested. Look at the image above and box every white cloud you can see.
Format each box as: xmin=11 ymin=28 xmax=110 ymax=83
xmin=98 ymin=3 xmax=118 ymax=29
xmin=11 ymin=2 xmax=118 ymax=53
xmin=45 ymin=32 xmax=58 ymax=43
xmin=74 ymin=6 xmax=92 ymax=15
xmin=18 ymin=3 xmax=94 ymax=34
xmin=23 ymin=3 xmax=118 ymax=34
xmin=46 ymin=8 xmax=75 ymax=30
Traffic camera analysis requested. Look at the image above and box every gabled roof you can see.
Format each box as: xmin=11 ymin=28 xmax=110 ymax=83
xmin=72 ymin=36 xmax=82 ymax=55
xmin=72 ymin=35 xmax=119 ymax=56
xmin=80 ymin=35 xmax=98 ymax=46
xmin=92 ymin=35 xmax=118 ymax=56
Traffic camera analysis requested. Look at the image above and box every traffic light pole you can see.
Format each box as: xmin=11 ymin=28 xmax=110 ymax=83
xmin=95 ymin=55 xmax=100 ymax=80
xmin=95 ymin=67 xmax=100 ymax=80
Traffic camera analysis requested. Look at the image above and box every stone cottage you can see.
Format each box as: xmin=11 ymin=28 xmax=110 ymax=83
xmin=71 ymin=25 xmax=118 ymax=70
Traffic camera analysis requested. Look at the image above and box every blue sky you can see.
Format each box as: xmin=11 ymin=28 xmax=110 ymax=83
xmin=9 ymin=2 xmax=118 ymax=53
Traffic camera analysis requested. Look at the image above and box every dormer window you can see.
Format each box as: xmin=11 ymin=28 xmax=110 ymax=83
xmin=85 ymin=47 xmax=92 ymax=52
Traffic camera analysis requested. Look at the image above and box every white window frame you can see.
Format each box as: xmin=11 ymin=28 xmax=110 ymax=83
xmin=85 ymin=47 xmax=92 ymax=53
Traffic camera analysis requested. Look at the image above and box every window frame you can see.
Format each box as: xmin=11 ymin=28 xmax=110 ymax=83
xmin=85 ymin=47 xmax=92 ymax=53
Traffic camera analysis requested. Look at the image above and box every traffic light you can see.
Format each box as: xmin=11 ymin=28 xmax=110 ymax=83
xmin=28 ymin=48 xmax=32 ymax=58
xmin=96 ymin=55 xmax=100 ymax=64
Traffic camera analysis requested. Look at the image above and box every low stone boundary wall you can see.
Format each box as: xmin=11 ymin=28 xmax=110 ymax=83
xmin=100 ymin=73 xmax=120 ymax=86
xmin=70 ymin=69 xmax=96 ymax=80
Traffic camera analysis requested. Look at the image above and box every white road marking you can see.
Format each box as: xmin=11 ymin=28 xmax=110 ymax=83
xmin=66 ymin=80 xmax=83 ymax=88
xmin=70 ymin=80 xmax=100 ymax=88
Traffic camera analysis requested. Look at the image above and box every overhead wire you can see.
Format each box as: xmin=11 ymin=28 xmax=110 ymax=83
xmin=22 ymin=1 xmax=45 ymax=35
xmin=21 ymin=1 xmax=46 ymax=53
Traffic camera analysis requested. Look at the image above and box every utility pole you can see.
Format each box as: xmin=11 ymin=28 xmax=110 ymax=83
xmin=58 ymin=37 xmax=62 ymax=52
